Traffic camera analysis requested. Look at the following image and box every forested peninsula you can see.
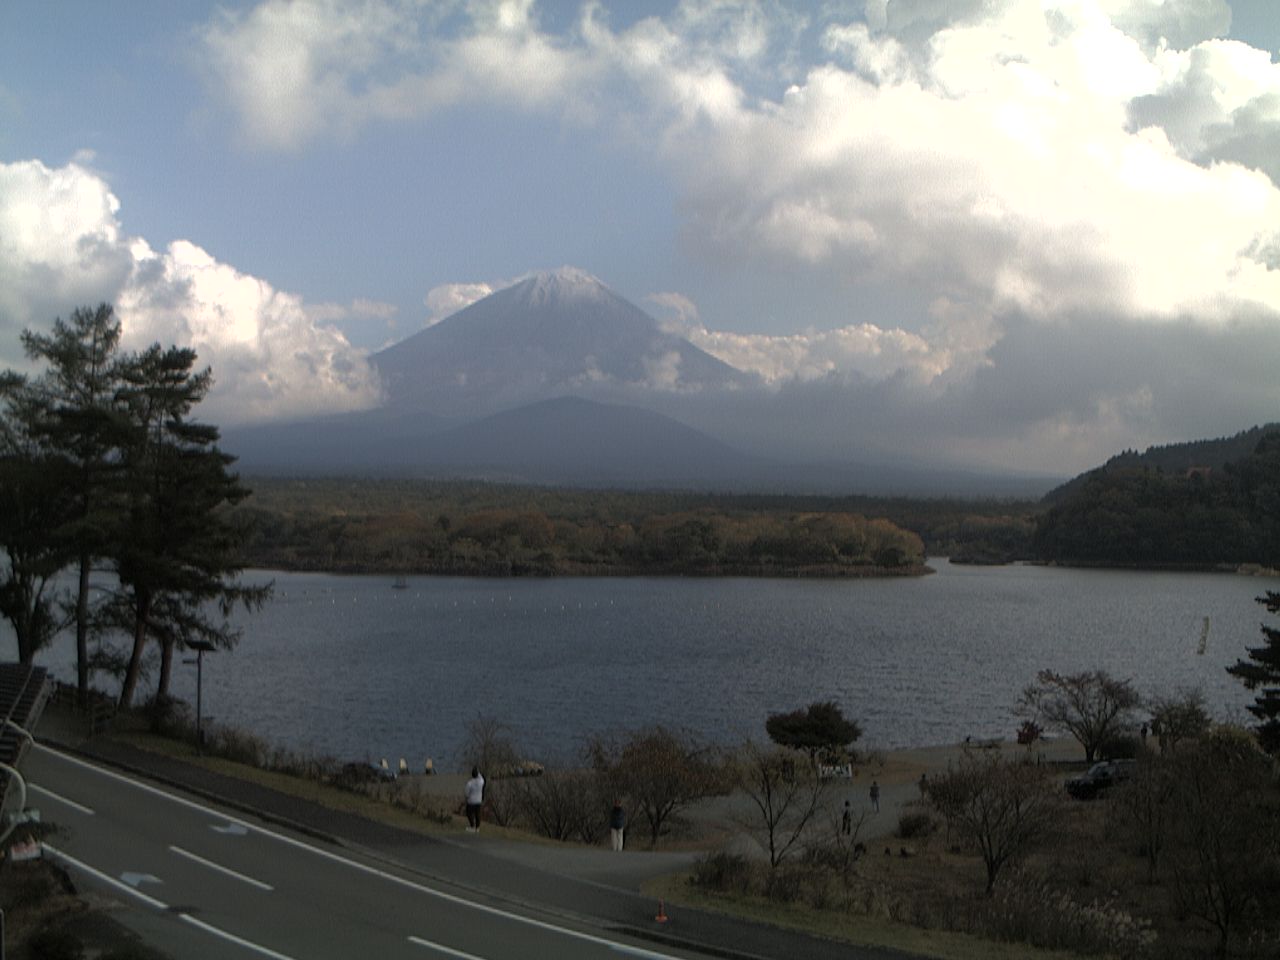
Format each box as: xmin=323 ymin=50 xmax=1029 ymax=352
xmin=229 ymin=479 xmax=999 ymax=577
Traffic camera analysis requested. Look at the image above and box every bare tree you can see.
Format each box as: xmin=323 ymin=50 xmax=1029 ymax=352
xmin=507 ymin=769 xmax=604 ymax=842
xmin=735 ymin=742 xmax=830 ymax=869
xmin=1114 ymin=755 xmax=1177 ymax=882
xmin=1146 ymin=687 xmax=1211 ymax=753
xmin=1019 ymin=669 xmax=1140 ymax=762
xmin=588 ymin=726 xmax=723 ymax=847
xmin=929 ymin=750 xmax=1059 ymax=894
xmin=460 ymin=714 xmax=521 ymax=775
xmin=1164 ymin=727 xmax=1280 ymax=955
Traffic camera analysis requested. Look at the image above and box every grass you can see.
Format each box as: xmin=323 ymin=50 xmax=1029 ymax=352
xmin=108 ymin=727 xmax=567 ymax=846
xmin=641 ymin=871 xmax=1096 ymax=960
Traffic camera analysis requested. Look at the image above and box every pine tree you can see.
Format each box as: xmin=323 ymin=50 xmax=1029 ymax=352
xmin=1227 ymin=592 xmax=1280 ymax=754
xmin=105 ymin=344 xmax=268 ymax=708
xmin=20 ymin=304 xmax=132 ymax=697
xmin=0 ymin=374 xmax=75 ymax=662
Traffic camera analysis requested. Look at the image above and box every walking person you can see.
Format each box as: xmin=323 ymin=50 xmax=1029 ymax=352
xmin=464 ymin=766 xmax=485 ymax=832
xmin=869 ymin=780 xmax=880 ymax=814
xmin=841 ymin=799 xmax=852 ymax=835
xmin=609 ymin=799 xmax=626 ymax=852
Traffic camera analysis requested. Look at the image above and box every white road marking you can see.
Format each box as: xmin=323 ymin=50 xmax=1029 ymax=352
xmin=180 ymin=913 xmax=302 ymax=960
xmin=407 ymin=934 xmax=490 ymax=959
xmin=30 ymin=783 xmax=95 ymax=815
xmin=121 ymin=871 xmax=163 ymax=889
xmin=170 ymin=844 xmax=274 ymax=891
xmin=44 ymin=843 xmax=300 ymax=960
xmin=42 ymin=844 xmax=169 ymax=911
xmin=36 ymin=744 xmax=689 ymax=960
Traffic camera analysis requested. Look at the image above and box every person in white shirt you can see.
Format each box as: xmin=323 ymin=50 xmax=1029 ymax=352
xmin=464 ymin=766 xmax=485 ymax=832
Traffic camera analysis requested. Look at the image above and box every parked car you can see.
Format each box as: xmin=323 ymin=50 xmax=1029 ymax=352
xmin=1065 ymin=759 xmax=1136 ymax=799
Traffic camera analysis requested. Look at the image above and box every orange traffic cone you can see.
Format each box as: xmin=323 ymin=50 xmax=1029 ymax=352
xmin=654 ymin=899 xmax=669 ymax=923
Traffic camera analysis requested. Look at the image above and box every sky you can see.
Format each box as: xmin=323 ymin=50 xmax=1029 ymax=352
xmin=1 ymin=0 xmax=1278 ymax=476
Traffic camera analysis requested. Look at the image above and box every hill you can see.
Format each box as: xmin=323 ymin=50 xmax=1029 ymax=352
xmin=1033 ymin=427 xmax=1280 ymax=568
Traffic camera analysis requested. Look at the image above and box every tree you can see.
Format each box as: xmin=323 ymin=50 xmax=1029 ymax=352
xmin=588 ymin=726 xmax=722 ymax=847
xmin=1163 ymin=727 xmax=1280 ymax=954
xmin=1114 ymin=754 xmax=1177 ymax=883
xmin=1019 ymin=669 xmax=1140 ymax=762
xmin=0 ymin=375 xmax=74 ymax=662
xmin=1146 ymin=687 xmax=1211 ymax=753
xmin=460 ymin=714 xmax=521 ymax=775
xmin=105 ymin=345 xmax=268 ymax=708
xmin=765 ymin=700 xmax=862 ymax=764
xmin=1226 ymin=592 xmax=1280 ymax=754
xmin=734 ymin=741 xmax=829 ymax=869
xmin=928 ymin=750 xmax=1059 ymax=894
xmin=20 ymin=304 xmax=132 ymax=699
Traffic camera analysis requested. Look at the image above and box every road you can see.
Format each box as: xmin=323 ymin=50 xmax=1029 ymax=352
xmin=26 ymin=744 xmax=709 ymax=960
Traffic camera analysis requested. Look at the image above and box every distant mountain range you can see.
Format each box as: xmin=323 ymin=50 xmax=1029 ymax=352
xmin=224 ymin=268 xmax=1059 ymax=497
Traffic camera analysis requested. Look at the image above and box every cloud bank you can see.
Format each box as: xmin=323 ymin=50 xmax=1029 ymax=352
xmin=191 ymin=0 xmax=1280 ymax=470
xmin=0 ymin=159 xmax=382 ymax=425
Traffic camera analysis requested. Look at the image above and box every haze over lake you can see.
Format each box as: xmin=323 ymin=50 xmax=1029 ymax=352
xmin=32 ymin=561 xmax=1270 ymax=768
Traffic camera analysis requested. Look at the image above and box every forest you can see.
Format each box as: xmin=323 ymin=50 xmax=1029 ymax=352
xmin=1033 ymin=430 xmax=1280 ymax=568
xmin=229 ymin=478 xmax=945 ymax=576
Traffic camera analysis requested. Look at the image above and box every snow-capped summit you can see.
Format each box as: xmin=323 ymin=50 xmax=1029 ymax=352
xmin=514 ymin=267 xmax=609 ymax=307
xmin=372 ymin=269 xmax=752 ymax=416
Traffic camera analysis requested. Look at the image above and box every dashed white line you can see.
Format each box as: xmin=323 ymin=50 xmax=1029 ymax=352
xmin=43 ymin=843 xmax=299 ymax=960
xmin=37 ymin=744 xmax=690 ymax=960
xmin=169 ymin=844 xmax=274 ymax=891
xmin=180 ymin=913 xmax=301 ymax=960
xmin=30 ymin=783 xmax=95 ymax=816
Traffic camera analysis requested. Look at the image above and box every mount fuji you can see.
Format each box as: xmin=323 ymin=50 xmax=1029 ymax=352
xmin=225 ymin=269 xmax=770 ymax=485
xmin=371 ymin=267 xmax=754 ymax=416
xmin=224 ymin=268 xmax=1056 ymax=495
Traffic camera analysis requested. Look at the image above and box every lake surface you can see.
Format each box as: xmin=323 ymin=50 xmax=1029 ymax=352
xmin=29 ymin=560 xmax=1274 ymax=770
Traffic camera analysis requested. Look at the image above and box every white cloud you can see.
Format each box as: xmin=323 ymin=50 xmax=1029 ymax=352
xmin=423 ymin=281 xmax=494 ymax=327
xmin=1131 ymin=38 xmax=1280 ymax=180
xmin=667 ymin=1 xmax=1280 ymax=330
xmin=199 ymin=0 xmax=593 ymax=150
xmin=188 ymin=0 xmax=1280 ymax=469
xmin=306 ymin=297 xmax=399 ymax=330
xmin=0 ymin=159 xmax=382 ymax=425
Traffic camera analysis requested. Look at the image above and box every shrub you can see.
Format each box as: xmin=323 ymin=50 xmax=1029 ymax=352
xmin=764 ymin=864 xmax=807 ymax=903
xmin=30 ymin=927 xmax=83 ymax=960
xmin=205 ymin=725 xmax=267 ymax=766
xmin=897 ymin=811 xmax=937 ymax=840
xmin=689 ymin=852 xmax=755 ymax=895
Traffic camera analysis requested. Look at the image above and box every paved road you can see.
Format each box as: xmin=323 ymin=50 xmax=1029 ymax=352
xmin=28 ymin=744 xmax=711 ymax=960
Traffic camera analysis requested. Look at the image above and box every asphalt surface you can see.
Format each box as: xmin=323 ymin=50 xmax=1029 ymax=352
xmin=32 ymin=711 xmax=922 ymax=960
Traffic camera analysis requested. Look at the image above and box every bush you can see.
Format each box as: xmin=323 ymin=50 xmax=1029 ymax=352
xmin=30 ymin=927 xmax=83 ymax=960
xmin=507 ymin=769 xmax=604 ymax=842
xmin=689 ymin=852 xmax=755 ymax=895
xmin=205 ymin=725 xmax=268 ymax=766
xmin=764 ymin=864 xmax=807 ymax=903
xmin=897 ymin=811 xmax=937 ymax=840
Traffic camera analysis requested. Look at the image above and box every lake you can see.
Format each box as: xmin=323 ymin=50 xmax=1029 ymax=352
xmin=29 ymin=560 xmax=1275 ymax=770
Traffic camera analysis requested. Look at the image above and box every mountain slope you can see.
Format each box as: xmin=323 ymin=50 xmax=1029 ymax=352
xmin=1043 ymin=424 xmax=1280 ymax=503
xmin=422 ymin=395 xmax=770 ymax=486
xmin=372 ymin=268 xmax=753 ymax=415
